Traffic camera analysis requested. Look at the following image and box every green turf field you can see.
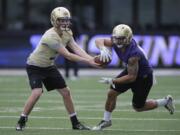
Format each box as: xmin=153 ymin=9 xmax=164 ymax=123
xmin=0 ymin=75 xmax=179 ymax=135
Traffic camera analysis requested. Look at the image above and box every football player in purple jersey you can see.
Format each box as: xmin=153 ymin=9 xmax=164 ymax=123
xmin=92 ymin=24 xmax=175 ymax=130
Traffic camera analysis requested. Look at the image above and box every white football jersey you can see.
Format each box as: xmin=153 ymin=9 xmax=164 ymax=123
xmin=27 ymin=28 xmax=73 ymax=67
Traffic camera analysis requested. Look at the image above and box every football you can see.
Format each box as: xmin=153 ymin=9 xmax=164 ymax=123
xmin=94 ymin=55 xmax=111 ymax=66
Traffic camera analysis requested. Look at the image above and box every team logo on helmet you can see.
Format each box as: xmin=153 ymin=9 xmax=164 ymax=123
xmin=63 ymin=11 xmax=69 ymax=16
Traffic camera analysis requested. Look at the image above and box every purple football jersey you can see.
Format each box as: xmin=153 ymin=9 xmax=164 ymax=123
xmin=113 ymin=39 xmax=152 ymax=77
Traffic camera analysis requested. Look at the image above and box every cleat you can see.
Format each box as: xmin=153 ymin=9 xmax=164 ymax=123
xmin=164 ymin=95 xmax=175 ymax=115
xmin=16 ymin=116 xmax=28 ymax=131
xmin=73 ymin=122 xmax=91 ymax=130
xmin=92 ymin=120 xmax=112 ymax=131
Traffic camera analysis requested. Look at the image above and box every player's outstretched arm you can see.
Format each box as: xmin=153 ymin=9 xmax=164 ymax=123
xmin=95 ymin=38 xmax=112 ymax=48
xmin=57 ymin=46 xmax=99 ymax=67
xmin=68 ymin=38 xmax=93 ymax=59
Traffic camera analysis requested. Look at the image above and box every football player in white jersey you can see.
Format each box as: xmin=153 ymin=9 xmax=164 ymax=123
xmin=16 ymin=7 xmax=99 ymax=131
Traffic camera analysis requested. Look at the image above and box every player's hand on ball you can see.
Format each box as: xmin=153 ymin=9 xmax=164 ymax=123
xmin=100 ymin=47 xmax=112 ymax=62
xmin=94 ymin=55 xmax=111 ymax=67
xmin=88 ymin=57 xmax=101 ymax=68
xmin=99 ymin=77 xmax=115 ymax=88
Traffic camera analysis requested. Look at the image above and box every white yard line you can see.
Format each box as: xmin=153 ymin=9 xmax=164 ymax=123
xmin=0 ymin=99 xmax=180 ymax=103
xmin=0 ymin=115 xmax=179 ymax=121
xmin=1 ymin=108 xmax=180 ymax=113
xmin=0 ymin=126 xmax=179 ymax=132
xmin=0 ymin=109 xmax=180 ymax=113
xmin=0 ymin=69 xmax=180 ymax=76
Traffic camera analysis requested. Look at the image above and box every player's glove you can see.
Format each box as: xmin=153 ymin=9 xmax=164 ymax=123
xmin=100 ymin=47 xmax=112 ymax=62
xmin=99 ymin=77 xmax=115 ymax=89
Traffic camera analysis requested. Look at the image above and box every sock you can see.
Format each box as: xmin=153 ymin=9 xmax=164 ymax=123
xmin=69 ymin=112 xmax=76 ymax=117
xmin=156 ymin=98 xmax=168 ymax=107
xmin=70 ymin=113 xmax=79 ymax=126
xmin=19 ymin=113 xmax=28 ymax=123
xmin=21 ymin=113 xmax=27 ymax=117
xmin=103 ymin=110 xmax=111 ymax=121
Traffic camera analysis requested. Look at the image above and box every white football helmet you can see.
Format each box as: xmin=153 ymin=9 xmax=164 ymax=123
xmin=111 ymin=24 xmax=133 ymax=48
xmin=50 ymin=7 xmax=71 ymax=31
